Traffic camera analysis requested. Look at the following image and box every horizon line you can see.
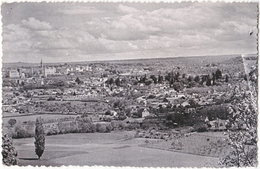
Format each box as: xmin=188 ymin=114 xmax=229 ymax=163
xmin=3 ymin=53 xmax=257 ymax=65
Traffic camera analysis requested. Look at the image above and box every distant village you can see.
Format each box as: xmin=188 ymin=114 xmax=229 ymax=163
xmin=2 ymin=56 xmax=255 ymax=137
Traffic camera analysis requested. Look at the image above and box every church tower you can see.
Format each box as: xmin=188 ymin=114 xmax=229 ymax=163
xmin=40 ymin=59 xmax=44 ymax=77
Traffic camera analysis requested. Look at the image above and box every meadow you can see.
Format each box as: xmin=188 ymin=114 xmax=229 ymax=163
xmin=13 ymin=131 xmax=220 ymax=167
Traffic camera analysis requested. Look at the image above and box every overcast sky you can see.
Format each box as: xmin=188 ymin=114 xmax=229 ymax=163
xmin=2 ymin=2 xmax=258 ymax=63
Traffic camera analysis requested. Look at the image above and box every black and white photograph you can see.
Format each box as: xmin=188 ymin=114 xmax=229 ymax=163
xmin=1 ymin=1 xmax=258 ymax=168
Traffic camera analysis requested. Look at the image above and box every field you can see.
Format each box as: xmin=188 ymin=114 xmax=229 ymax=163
xmin=143 ymin=132 xmax=229 ymax=157
xmin=13 ymin=131 xmax=220 ymax=167
xmin=3 ymin=114 xmax=78 ymax=126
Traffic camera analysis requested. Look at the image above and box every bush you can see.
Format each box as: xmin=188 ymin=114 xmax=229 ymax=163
xmin=111 ymin=121 xmax=119 ymax=130
xmin=77 ymin=121 xmax=96 ymax=133
xmin=47 ymin=96 xmax=56 ymax=101
xmin=14 ymin=125 xmax=33 ymax=138
xmin=58 ymin=121 xmax=78 ymax=134
xmin=45 ymin=123 xmax=60 ymax=136
xmin=96 ymin=123 xmax=112 ymax=133
xmin=193 ymin=123 xmax=208 ymax=132
xmin=2 ymin=134 xmax=18 ymax=166
xmin=8 ymin=119 xmax=17 ymax=127
xmin=106 ymin=124 xmax=113 ymax=132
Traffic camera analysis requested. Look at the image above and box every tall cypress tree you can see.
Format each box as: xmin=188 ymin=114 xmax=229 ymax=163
xmin=34 ymin=117 xmax=45 ymax=159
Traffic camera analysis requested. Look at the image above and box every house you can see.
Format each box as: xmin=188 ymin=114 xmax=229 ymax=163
xmin=142 ymin=108 xmax=150 ymax=118
xmin=181 ymin=101 xmax=190 ymax=107
xmin=208 ymin=118 xmax=227 ymax=131
xmin=44 ymin=67 xmax=56 ymax=77
xmin=110 ymin=110 xmax=118 ymax=117
xmin=9 ymin=69 xmax=20 ymax=78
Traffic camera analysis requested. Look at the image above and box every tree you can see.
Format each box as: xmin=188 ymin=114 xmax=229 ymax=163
xmin=2 ymin=134 xmax=18 ymax=166
xmin=172 ymin=82 xmax=183 ymax=92
xmin=165 ymin=72 xmax=171 ymax=82
xmin=150 ymin=75 xmax=157 ymax=84
xmin=212 ymin=73 xmax=216 ymax=85
xmin=75 ymin=77 xmax=82 ymax=84
xmin=187 ymin=76 xmax=193 ymax=82
xmin=215 ymin=69 xmax=222 ymax=79
xmin=115 ymin=77 xmax=121 ymax=86
xmin=174 ymin=72 xmax=180 ymax=81
xmin=206 ymin=77 xmax=211 ymax=86
xmin=182 ymin=74 xmax=186 ymax=79
xmin=106 ymin=78 xmax=114 ymax=85
xmin=34 ymin=117 xmax=45 ymax=159
xmin=145 ymin=79 xmax=153 ymax=86
xmin=225 ymin=75 xmax=229 ymax=82
xmin=158 ymin=75 xmax=164 ymax=83
xmin=194 ymin=75 xmax=200 ymax=83
xmin=219 ymin=85 xmax=257 ymax=167
xmin=8 ymin=119 xmax=17 ymax=127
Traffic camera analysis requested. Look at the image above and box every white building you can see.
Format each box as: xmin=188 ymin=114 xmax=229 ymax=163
xmin=44 ymin=67 xmax=56 ymax=77
xmin=142 ymin=108 xmax=150 ymax=118
xmin=9 ymin=69 xmax=20 ymax=78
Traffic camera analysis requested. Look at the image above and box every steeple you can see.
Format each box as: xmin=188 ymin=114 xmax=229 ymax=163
xmin=40 ymin=59 xmax=44 ymax=77
xmin=40 ymin=59 xmax=43 ymax=68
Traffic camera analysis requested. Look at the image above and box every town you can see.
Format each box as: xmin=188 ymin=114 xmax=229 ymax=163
xmin=2 ymin=54 xmax=257 ymax=166
xmin=2 ymin=1 xmax=258 ymax=167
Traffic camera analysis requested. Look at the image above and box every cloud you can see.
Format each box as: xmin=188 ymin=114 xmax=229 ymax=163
xmin=59 ymin=6 xmax=103 ymax=15
xmin=3 ymin=24 xmax=31 ymax=41
xmin=2 ymin=3 xmax=258 ymax=63
xmin=22 ymin=17 xmax=52 ymax=30
xmin=118 ymin=4 xmax=139 ymax=14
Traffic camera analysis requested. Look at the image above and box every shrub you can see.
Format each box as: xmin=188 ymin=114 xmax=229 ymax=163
xmin=47 ymin=96 xmax=55 ymax=101
xmin=8 ymin=119 xmax=17 ymax=127
xmin=77 ymin=121 xmax=96 ymax=133
xmin=96 ymin=123 xmax=112 ymax=133
xmin=106 ymin=124 xmax=113 ymax=132
xmin=111 ymin=121 xmax=119 ymax=130
xmin=14 ymin=125 xmax=33 ymax=138
xmin=193 ymin=123 xmax=208 ymax=132
xmin=45 ymin=123 xmax=60 ymax=136
xmin=118 ymin=121 xmax=127 ymax=130
xmin=58 ymin=121 xmax=78 ymax=134
xmin=2 ymin=134 xmax=18 ymax=166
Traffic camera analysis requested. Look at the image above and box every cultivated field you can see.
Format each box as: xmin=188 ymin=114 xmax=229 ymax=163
xmin=14 ymin=131 xmax=219 ymax=167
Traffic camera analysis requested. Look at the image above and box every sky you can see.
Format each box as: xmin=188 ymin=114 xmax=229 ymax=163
xmin=2 ymin=2 xmax=258 ymax=63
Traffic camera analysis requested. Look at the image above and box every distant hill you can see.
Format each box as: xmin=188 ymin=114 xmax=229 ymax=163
xmin=3 ymin=54 xmax=256 ymax=68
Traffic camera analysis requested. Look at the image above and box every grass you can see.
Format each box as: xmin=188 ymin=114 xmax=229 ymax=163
xmin=143 ymin=132 xmax=230 ymax=158
xmin=3 ymin=114 xmax=78 ymax=126
xmin=13 ymin=131 xmax=220 ymax=167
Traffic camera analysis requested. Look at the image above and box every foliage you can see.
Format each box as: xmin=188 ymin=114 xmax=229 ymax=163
xmin=219 ymin=85 xmax=257 ymax=167
xmin=75 ymin=77 xmax=83 ymax=84
xmin=96 ymin=123 xmax=108 ymax=133
xmin=192 ymin=123 xmax=208 ymax=132
xmin=2 ymin=134 xmax=18 ymax=166
xmin=225 ymin=75 xmax=229 ymax=82
xmin=215 ymin=69 xmax=222 ymax=79
xmin=8 ymin=119 xmax=17 ymax=127
xmin=34 ymin=117 xmax=45 ymax=159
xmin=14 ymin=125 xmax=34 ymax=138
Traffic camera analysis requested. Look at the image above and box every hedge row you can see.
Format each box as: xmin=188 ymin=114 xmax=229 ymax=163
xmin=9 ymin=119 xmax=141 ymax=139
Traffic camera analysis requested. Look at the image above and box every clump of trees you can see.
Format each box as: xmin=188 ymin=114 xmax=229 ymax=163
xmin=219 ymin=85 xmax=257 ymax=167
xmin=2 ymin=134 xmax=18 ymax=166
xmin=34 ymin=117 xmax=45 ymax=159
